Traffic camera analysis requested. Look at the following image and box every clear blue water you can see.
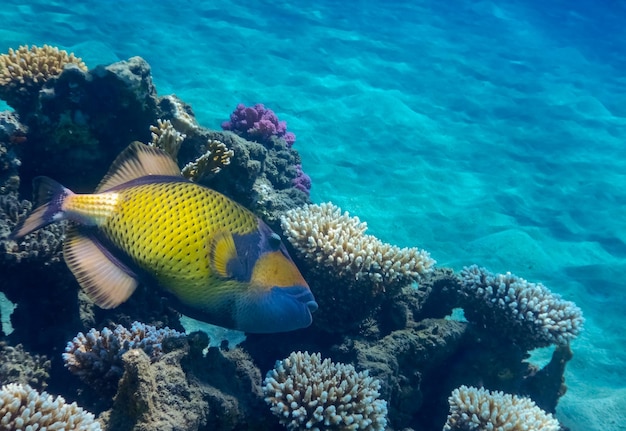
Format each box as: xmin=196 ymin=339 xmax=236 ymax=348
xmin=2 ymin=1 xmax=625 ymax=429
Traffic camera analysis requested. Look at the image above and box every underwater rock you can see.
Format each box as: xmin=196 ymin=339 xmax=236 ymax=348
xmin=332 ymin=318 xmax=466 ymax=429
xmin=0 ymin=342 xmax=51 ymax=390
xmin=101 ymin=348 xmax=207 ymax=431
xmin=101 ymin=333 xmax=272 ymax=431
xmin=15 ymin=56 xmax=158 ymax=195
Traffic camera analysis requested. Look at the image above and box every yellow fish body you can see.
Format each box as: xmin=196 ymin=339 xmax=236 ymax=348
xmin=11 ymin=142 xmax=317 ymax=333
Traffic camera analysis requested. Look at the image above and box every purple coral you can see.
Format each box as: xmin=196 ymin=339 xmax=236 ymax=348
xmin=292 ymin=164 xmax=311 ymax=195
xmin=222 ymin=103 xmax=296 ymax=147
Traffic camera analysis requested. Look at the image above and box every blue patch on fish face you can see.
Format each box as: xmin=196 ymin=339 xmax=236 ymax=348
xmin=235 ymin=285 xmax=318 ymax=333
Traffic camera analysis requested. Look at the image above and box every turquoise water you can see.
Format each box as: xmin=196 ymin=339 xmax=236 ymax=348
xmin=2 ymin=1 xmax=625 ymax=429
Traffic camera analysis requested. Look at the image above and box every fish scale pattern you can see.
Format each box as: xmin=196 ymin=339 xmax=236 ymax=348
xmin=99 ymin=181 xmax=257 ymax=283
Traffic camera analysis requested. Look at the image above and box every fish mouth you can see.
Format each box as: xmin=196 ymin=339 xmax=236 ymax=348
xmin=235 ymin=285 xmax=318 ymax=333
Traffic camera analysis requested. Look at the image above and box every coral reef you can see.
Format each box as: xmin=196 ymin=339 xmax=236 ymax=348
xmin=0 ymin=382 xmax=101 ymax=430
xmin=0 ymin=46 xmax=582 ymax=431
xmin=458 ymin=265 xmax=584 ymax=350
xmin=0 ymin=342 xmax=51 ymax=390
xmin=0 ymin=45 xmax=87 ymax=113
xmin=63 ymin=322 xmax=185 ymax=394
xmin=263 ymin=351 xmax=388 ymax=431
xmin=443 ymin=385 xmax=561 ymax=431
xmin=222 ymin=103 xmax=296 ymax=147
xmin=280 ymin=202 xmax=435 ymax=331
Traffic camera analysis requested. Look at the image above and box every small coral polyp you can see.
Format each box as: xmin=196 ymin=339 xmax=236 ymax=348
xmin=263 ymin=351 xmax=388 ymax=431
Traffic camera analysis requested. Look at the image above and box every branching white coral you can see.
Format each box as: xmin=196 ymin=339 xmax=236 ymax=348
xmin=0 ymin=383 xmax=101 ymax=430
xmin=444 ymin=385 xmax=560 ymax=431
xmin=281 ymin=202 xmax=435 ymax=295
xmin=459 ymin=265 xmax=583 ymax=348
xmin=264 ymin=351 xmax=387 ymax=431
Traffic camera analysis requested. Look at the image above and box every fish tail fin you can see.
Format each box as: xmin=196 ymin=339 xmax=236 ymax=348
xmin=10 ymin=176 xmax=73 ymax=239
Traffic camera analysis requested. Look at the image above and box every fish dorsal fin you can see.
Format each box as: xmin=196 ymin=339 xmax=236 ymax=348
xmin=96 ymin=141 xmax=181 ymax=192
xmin=64 ymin=226 xmax=138 ymax=308
xmin=209 ymin=230 xmax=239 ymax=279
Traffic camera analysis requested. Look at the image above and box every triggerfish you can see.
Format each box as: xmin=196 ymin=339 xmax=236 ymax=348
xmin=11 ymin=142 xmax=317 ymax=333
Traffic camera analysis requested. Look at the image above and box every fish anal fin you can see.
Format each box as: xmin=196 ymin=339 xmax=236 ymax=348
xmin=96 ymin=141 xmax=182 ymax=192
xmin=209 ymin=231 xmax=238 ymax=278
xmin=64 ymin=227 xmax=137 ymax=308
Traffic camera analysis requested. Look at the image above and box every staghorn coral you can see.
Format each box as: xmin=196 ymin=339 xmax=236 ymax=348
xmin=0 ymin=342 xmax=51 ymax=390
xmin=0 ymin=45 xmax=87 ymax=112
xmin=264 ymin=351 xmax=388 ymax=431
xmin=150 ymin=118 xmax=186 ymax=162
xmin=62 ymin=321 xmax=185 ymax=393
xmin=281 ymin=202 xmax=435 ymax=331
xmin=182 ymin=138 xmax=234 ymax=181
xmin=444 ymin=385 xmax=560 ymax=431
xmin=459 ymin=265 xmax=583 ymax=350
xmin=0 ymin=383 xmax=101 ymax=430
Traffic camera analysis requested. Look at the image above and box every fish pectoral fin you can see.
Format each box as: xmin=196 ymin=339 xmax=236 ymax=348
xmin=95 ymin=141 xmax=182 ymax=192
xmin=209 ymin=230 xmax=238 ymax=278
xmin=64 ymin=226 xmax=138 ymax=308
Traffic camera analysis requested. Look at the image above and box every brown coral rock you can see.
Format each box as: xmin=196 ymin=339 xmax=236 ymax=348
xmin=102 ymin=348 xmax=207 ymax=431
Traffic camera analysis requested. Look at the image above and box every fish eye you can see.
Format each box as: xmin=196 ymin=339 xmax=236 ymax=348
xmin=268 ymin=232 xmax=282 ymax=250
